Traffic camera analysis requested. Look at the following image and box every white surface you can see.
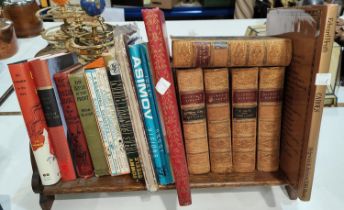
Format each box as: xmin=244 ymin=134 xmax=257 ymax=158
xmin=1 ymin=20 xmax=344 ymax=210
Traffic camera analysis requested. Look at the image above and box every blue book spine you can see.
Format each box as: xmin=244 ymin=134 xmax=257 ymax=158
xmin=129 ymin=43 xmax=174 ymax=185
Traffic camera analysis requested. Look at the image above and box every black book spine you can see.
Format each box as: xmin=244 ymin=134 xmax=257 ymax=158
xmin=107 ymin=60 xmax=144 ymax=180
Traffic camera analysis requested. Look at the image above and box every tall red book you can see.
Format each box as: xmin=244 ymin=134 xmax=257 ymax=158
xmin=142 ymin=8 xmax=192 ymax=206
xmin=8 ymin=61 xmax=61 ymax=186
xmin=54 ymin=64 xmax=94 ymax=178
xmin=29 ymin=59 xmax=76 ymax=181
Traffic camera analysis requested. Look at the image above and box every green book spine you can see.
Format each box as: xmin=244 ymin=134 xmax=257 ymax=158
xmin=68 ymin=73 xmax=109 ymax=176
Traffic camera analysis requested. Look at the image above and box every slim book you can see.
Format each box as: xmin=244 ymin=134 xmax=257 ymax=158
xmin=29 ymin=58 xmax=76 ymax=181
xmin=113 ymin=35 xmax=158 ymax=191
xmin=129 ymin=43 xmax=174 ymax=185
xmin=84 ymin=58 xmax=130 ymax=176
xmin=53 ymin=64 xmax=94 ymax=178
xmin=142 ymin=8 xmax=191 ymax=205
xmin=68 ymin=68 xmax=109 ymax=177
xmin=104 ymin=54 xmax=144 ymax=180
xmin=9 ymin=61 xmax=61 ymax=185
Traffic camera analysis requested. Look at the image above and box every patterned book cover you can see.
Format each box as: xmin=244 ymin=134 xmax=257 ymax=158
xmin=129 ymin=43 xmax=174 ymax=185
xmin=69 ymin=70 xmax=109 ymax=177
xmin=104 ymin=55 xmax=144 ymax=180
xmin=172 ymin=37 xmax=292 ymax=68
xmin=9 ymin=61 xmax=61 ymax=185
xmin=142 ymin=8 xmax=191 ymax=205
xmin=176 ymin=68 xmax=210 ymax=175
xmin=231 ymin=67 xmax=258 ymax=173
xmin=257 ymin=67 xmax=285 ymax=172
xmin=112 ymin=35 xmax=158 ymax=192
xmin=84 ymin=59 xmax=130 ymax=176
xmin=29 ymin=59 xmax=76 ymax=181
xmin=54 ymin=64 xmax=94 ymax=178
xmin=204 ymin=68 xmax=233 ymax=173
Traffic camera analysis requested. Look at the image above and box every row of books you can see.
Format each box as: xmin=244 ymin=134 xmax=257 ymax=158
xmin=10 ymin=8 xmax=191 ymax=205
xmin=9 ymin=42 xmax=176 ymax=187
xmin=9 ymin=4 xmax=337 ymax=205
xmin=172 ymin=37 xmax=292 ymax=174
xmin=175 ymin=66 xmax=286 ymax=174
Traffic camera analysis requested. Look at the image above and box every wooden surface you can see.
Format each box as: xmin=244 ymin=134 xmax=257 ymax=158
xmin=43 ymin=171 xmax=287 ymax=195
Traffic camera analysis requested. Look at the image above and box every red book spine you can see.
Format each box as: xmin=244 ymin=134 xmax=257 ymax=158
xmin=54 ymin=65 xmax=94 ymax=178
xmin=142 ymin=8 xmax=192 ymax=206
xmin=8 ymin=62 xmax=61 ymax=186
xmin=29 ymin=59 xmax=76 ymax=181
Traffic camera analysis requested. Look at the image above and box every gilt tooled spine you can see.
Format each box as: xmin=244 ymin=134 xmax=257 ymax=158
xmin=176 ymin=68 xmax=210 ymax=175
xmin=257 ymin=67 xmax=285 ymax=172
xmin=231 ymin=67 xmax=258 ymax=172
xmin=204 ymin=68 xmax=233 ymax=173
xmin=172 ymin=38 xmax=292 ymax=68
xmin=105 ymin=57 xmax=144 ymax=180
xmin=54 ymin=68 xmax=95 ymax=178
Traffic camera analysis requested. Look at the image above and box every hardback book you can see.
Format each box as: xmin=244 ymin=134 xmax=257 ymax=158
xmin=231 ymin=67 xmax=258 ymax=173
xmin=176 ymin=68 xmax=210 ymax=175
xmin=53 ymin=64 xmax=94 ymax=178
xmin=68 ymin=67 xmax=109 ymax=177
xmin=84 ymin=58 xmax=130 ymax=176
xmin=112 ymin=35 xmax=158 ymax=191
xmin=9 ymin=61 xmax=61 ymax=185
xmin=142 ymin=8 xmax=191 ymax=205
xmin=128 ymin=43 xmax=174 ymax=185
xmin=29 ymin=58 xmax=76 ymax=181
xmin=172 ymin=36 xmax=292 ymax=68
xmin=42 ymin=53 xmax=79 ymax=135
xmin=104 ymin=54 xmax=144 ymax=180
xmin=257 ymin=67 xmax=285 ymax=172
xmin=204 ymin=68 xmax=233 ymax=173
xmin=267 ymin=4 xmax=338 ymax=200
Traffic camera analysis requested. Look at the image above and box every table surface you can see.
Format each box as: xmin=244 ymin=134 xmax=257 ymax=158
xmin=1 ymin=20 xmax=344 ymax=210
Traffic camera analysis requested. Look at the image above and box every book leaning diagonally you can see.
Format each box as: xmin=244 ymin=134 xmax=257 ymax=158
xmin=112 ymin=35 xmax=158 ymax=191
xmin=267 ymin=4 xmax=337 ymax=200
xmin=142 ymin=8 xmax=192 ymax=205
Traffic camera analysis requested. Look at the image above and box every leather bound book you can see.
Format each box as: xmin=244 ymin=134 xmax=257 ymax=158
xmin=29 ymin=59 xmax=76 ymax=181
xmin=142 ymin=8 xmax=191 ymax=205
xmin=54 ymin=64 xmax=94 ymax=178
xmin=69 ymin=68 xmax=109 ymax=177
xmin=231 ymin=67 xmax=258 ymax=172
xmin=172 ymin=37 xmax=292 ymax=68
xmin=9 ymin=61 xmax=61 ymax=186
xmin=104 ymin=55 xmax=143 ymax=180
xmin=204 ymin=68 xmax=232 ymax=173
xmin=176 ymin=68 xmax=210 ymax=175
xmin=257 ymin=67 xmax=285 ymax=172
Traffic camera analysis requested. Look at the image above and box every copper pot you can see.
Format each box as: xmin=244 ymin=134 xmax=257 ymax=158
xmin=3 ymin=0 xmax=42 ymax=38
xmin=0 ymin=18 xmax=18 ymax=59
